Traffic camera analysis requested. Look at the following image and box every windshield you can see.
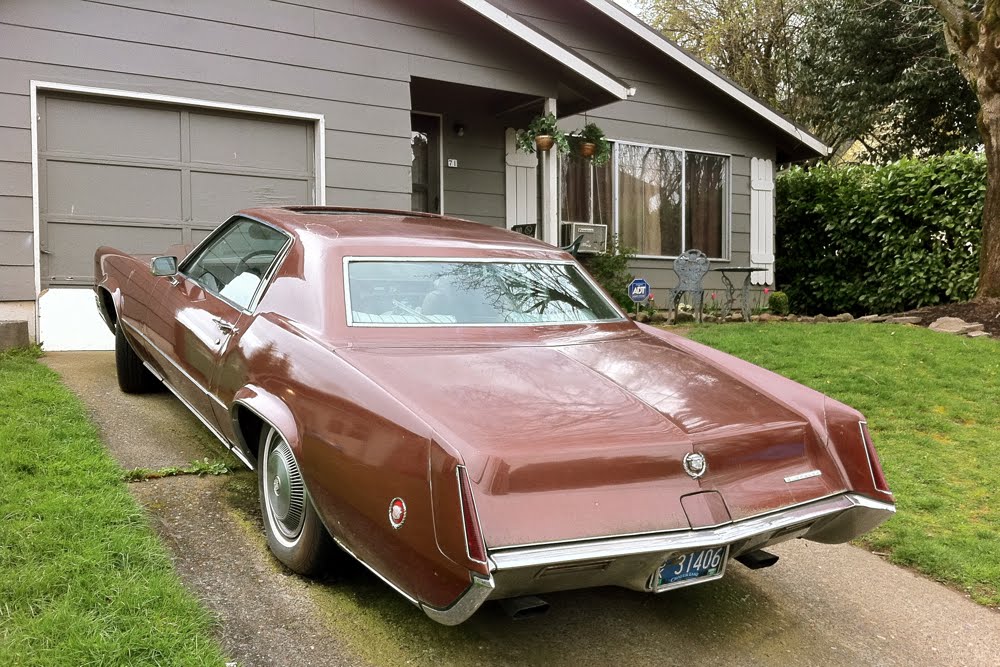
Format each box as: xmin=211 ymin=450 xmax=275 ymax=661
xmin=346 ymin=259 xmax=623 ymax=326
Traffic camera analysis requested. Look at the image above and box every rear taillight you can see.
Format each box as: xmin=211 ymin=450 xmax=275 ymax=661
xmin=859 ymin=421 xmax=892 ymax=495
xmin=457 ymin=465 xmax=487 ymax=564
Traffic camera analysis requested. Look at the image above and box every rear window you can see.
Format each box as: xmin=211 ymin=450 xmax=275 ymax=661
xmin=346 ymin=259 xmax=623 ymax=326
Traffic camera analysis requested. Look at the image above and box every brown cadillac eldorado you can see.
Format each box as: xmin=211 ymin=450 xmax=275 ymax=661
xmin=94 ymin=206 xmax=895 ymax=624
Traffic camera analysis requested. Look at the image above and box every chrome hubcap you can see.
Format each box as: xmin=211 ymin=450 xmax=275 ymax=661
xmin=265 ymin=434 xmax=305 ymax=540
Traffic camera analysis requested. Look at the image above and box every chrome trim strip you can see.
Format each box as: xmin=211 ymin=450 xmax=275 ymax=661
xmin=122 ymin=320 xmax=229 ymax=411
xmin=342 ymin=255 xmax=627 ymax=328
xmin=329 ymin=535 xmax=420 ymax=606
xmin=140 ymin=360 xmax=253 ymax=470
xmin=784 ymin=469 xmax=822 ymax=483
xmin=489 ymin=493 xmax=896 ymax=571
xmin=490 ymin=491 xmax=845 ymax=550
xmin=420 ymin=574 xmax=496 ymax=626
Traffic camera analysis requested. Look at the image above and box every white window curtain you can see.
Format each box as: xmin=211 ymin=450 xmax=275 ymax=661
xmin=560 ymin=141 xmax=729 ymax=259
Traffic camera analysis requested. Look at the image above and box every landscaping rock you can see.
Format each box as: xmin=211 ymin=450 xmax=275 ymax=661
xmin=727 ymin=312 xmax=743 ymax=322
xmin=758 ymin=313 xmax=772 ymax=322
xmin=815 ymin=314 xmax=830 ymax=323
xmin=751 ymin=315 xmax=761 ymax=322
xmin=834 ymin=313 xmax=854 ymax=322
xmin=799 ymin=316 xmax=815 ymax=323
xmin=967 ymin=331 xmax=991 ymax=338
xmin=674 ymin=311 xmax=695 ymax=323
xmin=0 ymin=320 xmax=29 ymax=351
xmin=636 ymin=311 xmax=651 ymax=323
xmin=928 ymin=316 xmax=984 ymax=335
xmin=885 ymin=316 xmax=922 ymax=325
xmin=787 ymin=314 xmax=800 ymax=322
xmin=857 ymin=315 xmax=887 ymax=323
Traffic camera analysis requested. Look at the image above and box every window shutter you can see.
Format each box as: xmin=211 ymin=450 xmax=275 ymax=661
xmin=750 ymin=157 xmax=775 ymax=285
xmin=505 ymin=128 xmax=538 ymax=229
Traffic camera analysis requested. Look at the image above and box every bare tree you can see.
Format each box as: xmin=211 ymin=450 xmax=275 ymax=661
xmin=927 ymin=0 xmax=1000 ymax=296
xmin=637 ymin=0 xmax=806 ymax=115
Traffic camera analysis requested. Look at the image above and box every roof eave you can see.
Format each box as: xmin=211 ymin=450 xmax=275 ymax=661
xmin=457 ymin=0 xmax=633 ymax=102
xmin=584 ymin=0 xmax=830 ymax=159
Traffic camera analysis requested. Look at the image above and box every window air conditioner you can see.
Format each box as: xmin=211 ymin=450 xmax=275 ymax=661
xmin=560 ymin=223 xmax=608 ymax=254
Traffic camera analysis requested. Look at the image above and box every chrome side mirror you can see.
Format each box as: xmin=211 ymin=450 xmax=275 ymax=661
xmin=150 ymin=256 xmax=178 ymax=277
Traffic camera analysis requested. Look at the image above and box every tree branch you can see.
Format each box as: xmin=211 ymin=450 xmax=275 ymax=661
xmin=927 ymin=0 xmax=979 ymax=55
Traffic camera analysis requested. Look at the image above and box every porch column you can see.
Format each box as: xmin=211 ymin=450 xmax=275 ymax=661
xmin=540 ymin=97 xmax=559 ymax=245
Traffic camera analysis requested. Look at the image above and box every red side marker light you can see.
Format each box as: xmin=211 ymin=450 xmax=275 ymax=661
xmin=457 ymin=466 xmax=487 ymax=564
xmin=860 ymin=421 xmax=892 ymax=495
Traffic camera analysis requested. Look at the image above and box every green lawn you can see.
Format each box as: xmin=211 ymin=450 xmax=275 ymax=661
xmin=0 ymin=349 xmax=227 ymax=666
xmin=686 ymin=323 xmax=1000 ymax=607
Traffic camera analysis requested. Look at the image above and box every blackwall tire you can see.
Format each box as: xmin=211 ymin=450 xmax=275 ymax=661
xmin=114 ymin=325 xmax=159 ymax=394
xmin=258 ymin=425 xmax=333 ymax=576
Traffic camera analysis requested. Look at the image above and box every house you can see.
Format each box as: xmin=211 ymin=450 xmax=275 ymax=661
xmin=0 ymin=0 xmax=827 ymax=349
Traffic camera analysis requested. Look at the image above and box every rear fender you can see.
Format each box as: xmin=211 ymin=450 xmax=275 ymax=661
xmin=231 ymin=385 xmax=300 ymax=464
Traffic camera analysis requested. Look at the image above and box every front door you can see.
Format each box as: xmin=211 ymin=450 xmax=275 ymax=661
xmin=148 ymin=216 xmax=289 ymax=427
xmin=411 ymin=113 xmax=441 ymax=214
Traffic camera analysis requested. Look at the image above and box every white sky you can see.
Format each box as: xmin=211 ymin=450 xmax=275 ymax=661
xmin=614 ymin=0 xmax=642 ymax=16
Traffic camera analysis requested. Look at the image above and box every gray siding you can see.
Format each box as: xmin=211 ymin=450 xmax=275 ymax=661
xmin=0 ymin=0 xmax=792 ymax=302
xmin=0 ymin=0 xmax=567 ymax=299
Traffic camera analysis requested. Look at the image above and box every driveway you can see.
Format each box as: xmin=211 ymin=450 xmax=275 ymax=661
xmin=46 ymin=351 xmax=1000 ymax=667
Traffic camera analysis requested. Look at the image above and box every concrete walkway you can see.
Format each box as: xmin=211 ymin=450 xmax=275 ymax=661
xmin=45 ymin=351 xmax=1000 ymax=667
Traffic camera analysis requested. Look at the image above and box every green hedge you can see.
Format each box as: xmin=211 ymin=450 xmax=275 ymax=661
xmin=776 ymin=152 xmax=984 ymax=315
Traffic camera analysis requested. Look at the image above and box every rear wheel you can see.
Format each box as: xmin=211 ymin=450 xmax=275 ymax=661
xmin=258 ymin=425 xmax=333 ymax=576
xmin=114 ymin=325 xmax=160 ymax=394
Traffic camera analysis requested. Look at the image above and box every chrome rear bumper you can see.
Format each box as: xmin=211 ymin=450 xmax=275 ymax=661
xmin=422 ymin=492 xmax=894 ymax=625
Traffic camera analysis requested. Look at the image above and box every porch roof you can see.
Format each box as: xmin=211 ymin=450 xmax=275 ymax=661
xmin=457 ymin=0 xmax=634 ymax=104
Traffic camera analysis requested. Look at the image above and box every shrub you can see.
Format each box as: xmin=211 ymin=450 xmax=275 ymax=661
xmin=580 ymin=235 xmax=635 ymax=311
xmin=776 ymin=151 xmax=984 ymax=315
xmin=768 ymin=290 xmax=790 ymax=315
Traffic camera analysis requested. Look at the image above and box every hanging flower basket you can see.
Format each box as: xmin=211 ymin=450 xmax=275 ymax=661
xmin=569 ymin=122 xmax=611 ymax=165
xmin=515 ymin=113 xmax=569 ymax=155
xmin=535 ymin=135 xmax=555 ymax=152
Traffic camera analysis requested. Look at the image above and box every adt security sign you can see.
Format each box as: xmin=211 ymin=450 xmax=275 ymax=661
xmin=628 ymin=278 xmax=651 ymax=303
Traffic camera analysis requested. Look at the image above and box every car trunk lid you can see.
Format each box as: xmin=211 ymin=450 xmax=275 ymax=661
xmin=341 ymin=335 xmax=843 ymax=548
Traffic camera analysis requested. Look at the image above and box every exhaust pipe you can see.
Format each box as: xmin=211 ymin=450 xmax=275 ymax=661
xmin=736 ymin=549 xmax=780 ymax=570
xmin=498 ymin=595 xmax=550 ymax=620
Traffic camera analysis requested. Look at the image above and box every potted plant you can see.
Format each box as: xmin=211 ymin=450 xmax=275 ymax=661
xmin=570 ymin=122 xmax=611 ymax=165
xmin=515 ymin=113 xmax=569 ymax=154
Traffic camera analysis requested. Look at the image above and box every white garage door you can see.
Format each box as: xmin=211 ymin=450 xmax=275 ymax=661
xmin=35 ymin=91 xmax=318 ymax=349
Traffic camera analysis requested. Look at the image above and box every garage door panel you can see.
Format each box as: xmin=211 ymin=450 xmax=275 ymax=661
xmin=46 ymin=222 xmax=183 ymax=283
xmin=46 ymin=161 xmax=183 ymax=221
xmin=189 ymin=112 xmax=311 ymax=172
xmin=190 ymin=172 xmax=309 ymax=222
xmin=0 ymin=231 xmax=33 ymax=265
xmin=45 ymin=97 xmax=181 ymax=160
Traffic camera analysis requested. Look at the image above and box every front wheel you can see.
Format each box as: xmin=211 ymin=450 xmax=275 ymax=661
xmin=258 ymin=425 xmax=333 ymax=576
xmin=114 ymin=324 xmax=160 ymax=394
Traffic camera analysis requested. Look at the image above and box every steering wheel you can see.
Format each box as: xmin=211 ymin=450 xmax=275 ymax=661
xmin=235 ymin=249 xmax=277 ymax=277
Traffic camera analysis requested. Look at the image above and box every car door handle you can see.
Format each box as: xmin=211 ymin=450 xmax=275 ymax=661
xmin=212 ymin=317 xmax=238 ymax=335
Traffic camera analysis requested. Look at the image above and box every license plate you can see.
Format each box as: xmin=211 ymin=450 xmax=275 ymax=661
xmin=655 ymin=545 xmax=729 ymax=591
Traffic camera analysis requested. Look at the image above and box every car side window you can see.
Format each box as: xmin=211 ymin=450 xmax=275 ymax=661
xmin=183 ymin=218 xmax=288 ymax=310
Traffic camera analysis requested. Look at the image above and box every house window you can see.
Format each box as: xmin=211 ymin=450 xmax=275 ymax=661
xmin=560 ymin=141 xmax=729 ymax=259
xmin=560 ymin=158 xmax=612 ymax=226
